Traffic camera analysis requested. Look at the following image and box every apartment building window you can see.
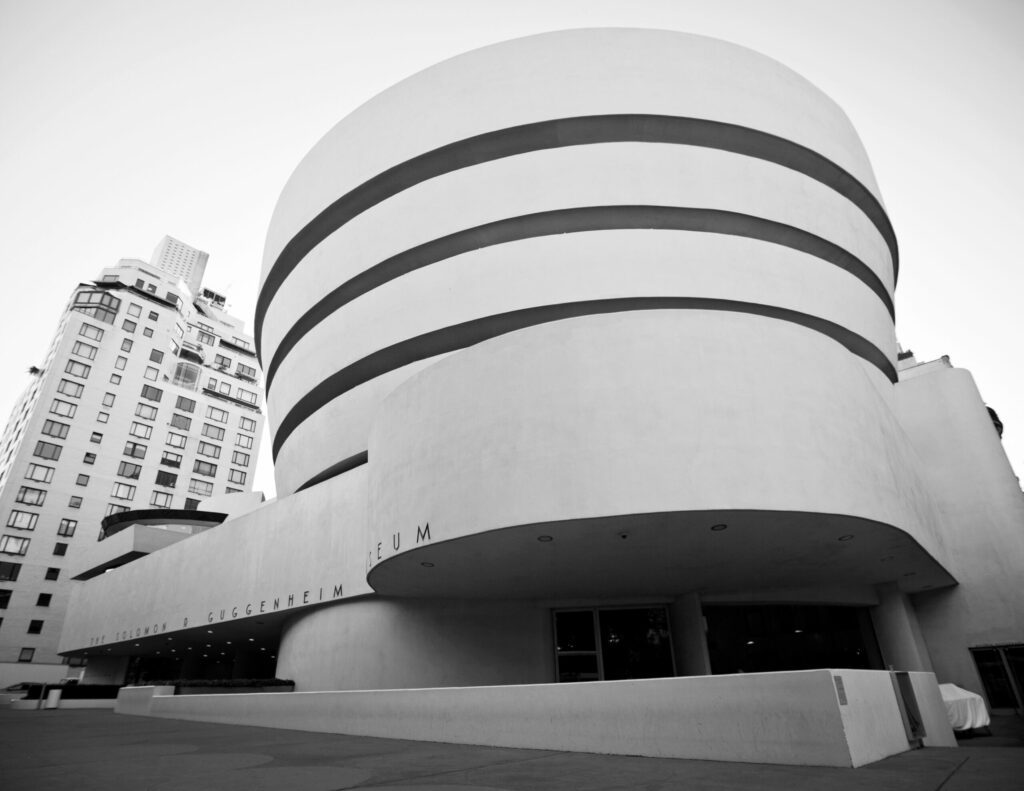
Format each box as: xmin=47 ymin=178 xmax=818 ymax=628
xmin=75 ymin=474 xmax=89 ymax=487
xmin=0 ymin=536 xmax=30 ymax=556
xmin=27 ymin=620 xmax=44 ymax=634
xmin=197 ymin=442 xmax=220 ymax=459
xmin=175 ymin=396 xmax=196 ymax=413
xmin=122 ymin=319 xmax=137 ymax=333
xmin=79 ymin=323 xmax=104 ymax=341
xmin=127 ymin=303 xmax=142 ymax=318
xmin=57 ymin=379 xmax=84 ymax=398
xmin=15 ymin=486 xmax=46 ymax=506
xmin=109 ymin=373 xmax=122 ymax=385
xmin=235 ymin=434 xmax=253 ymax=449
xmin=25 ymin=464 xmax=54 ymax=483
xmin=160 ymin=451 xmax=182 ymax=468
xmin=111 ymin=482 xmax=136 ymax=501
xmin=50 ymin=399 xmax=77 ymax=418
xmin=228 ymin=469 xmax=247 ymax=485
xmin=155 ymin=471 xmax=177 ymax=488
xmin=123 ymin=441 xmax=147 ymax=459
xmin=193 ymin=460 xmax=217 ymax=478
xmin=18 ymin=648 xmax=34 ymax=662
xmin=237 ymin=389 xmax=258 ymax=405
xmin=90 ymin=432 xmax=103 ymax=443
xmin=206 ymin=406 xmax=228 ymax=423
xmin=41 ymin=419 xmax=69 ymax=439
xmin=0 ymin=590 xmax=12 ymax=608
xmin=143 ymin=327 xmax=154 ymax=338
xmin=36 ymin=593 xmax=52 ymax=607
xmin=0 ymin=563 xmax=20 ymax=581
xmin=239 ymin=416 xmax=256 ymax=432
xmin=150 ymin=491 xmax=172 ymax=509
xmin=121 ymin=338 xmax=133 ymax=352
xmin=237 ymin=363 xmax=257 ymax=380
xmin=197 ymin=331 xmax=216 ymax=346
xmin=7 ymin=511 xmax=38 ymax=531
xmin=83 ymin=453 xmax=96 ymax=465
xmin=231 ymin=337 xmax=250 ymax=349
xmin=169 ymin=414 xmax=191 ymax=431
xmin=53 ymin=543 xmax=68 ymax=556
xmin=207 ymin=377 xmax=218 ymax=390
xmin=117 ymin=461 xmax=142 ymax=480
xmin=231 ymin=451 xmax=250 ymax=467
xmin=64 ymin=360 xmax=91 ymax=379
xmin=129 ymin=422 xmax=153 ymax=440
xmin=214 ymin=354 xmax=231 ymax=368
xmin=141 ymin=385 xmax=163 ymax=402
xmin=166 ymin=432 xmax=187 ymax=449
xmin=188 ymin=479 xmax=213 ymax=497
xmin=57 ymin=519 xmax=77 ymax=537
xmin=143 ymin=366 xmax=159 ymax=381
xmin=114 ymin=356 xmax=128 ymax=370
xmin=44 ymin=567 xmax=59 ymax=581
xmin=202 ymin=424 xmax=225 ymax=441
xmin=197 ymin=321 xmax=214 ymax=332
xmin=219 ymin=382 xmax=231 ymax=395
xmin=97 ymin=412 xmax=109 ymax=423
xmin=150 ymin=349 xmax=164 ymax=364
xmin=135 ymin=403 xmax=158 ymax=420
xmin=34 ymin=441 xmax=62 ymax=461
xmin=71 ymin=341 xmax=98 ymax=360
xmin=68 ymin=496 xmax=82 ymax=509
xmin=105 ymin=505 xmax=128 ymax=517
xmin=72 ymin=290 xmax=120 ymax=324
xmin=184 ymin=498 xmax=200 ymax=510
xmin=148 ymin=311 xmax=158 ymax=322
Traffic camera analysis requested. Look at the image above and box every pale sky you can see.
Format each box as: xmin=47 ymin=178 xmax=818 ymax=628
xmin=1 ymin=0 xmax=1022 ymax=498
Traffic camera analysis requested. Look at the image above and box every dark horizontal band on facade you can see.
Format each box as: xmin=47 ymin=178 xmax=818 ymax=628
xmin=271 ymin=297 xmax=897 ymax=461
xmin=295 ymin=450 xmax=369 ymax=493
xmin=255 ymin=114 xmax=899 ymax=360
xmin=262 ymin=205 xmax=894 ymax=393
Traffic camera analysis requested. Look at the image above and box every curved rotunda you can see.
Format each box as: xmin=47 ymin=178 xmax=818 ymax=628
xmin=67 ymin=31 xmax=1024 ymax=711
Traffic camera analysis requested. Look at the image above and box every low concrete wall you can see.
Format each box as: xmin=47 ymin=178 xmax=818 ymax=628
xmin=132 ymin=670 xmax=922 ymax=767
xmin=831 ymin=670 xmax=910 ymax=766
xmin=115 ymin=685 xmax=176 ymax=716
xmin=907 ymin=671 xmax=958 ymax=747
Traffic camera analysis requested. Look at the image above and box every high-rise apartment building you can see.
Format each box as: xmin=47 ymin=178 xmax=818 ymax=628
xmin=0 ymin=239 xmax=263 ymax=684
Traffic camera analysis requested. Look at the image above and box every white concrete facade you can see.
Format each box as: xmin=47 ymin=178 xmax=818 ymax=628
xmin=58 ymin=30 xmax=1024 ymax=759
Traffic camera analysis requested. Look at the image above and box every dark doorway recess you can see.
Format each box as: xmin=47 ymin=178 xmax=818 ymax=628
xmin=704 ymin=604 xmax=883 ymax=674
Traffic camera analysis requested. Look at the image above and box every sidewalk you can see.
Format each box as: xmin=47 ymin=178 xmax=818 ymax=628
xmin=0 ymin=709 xmax=1021 ymax=791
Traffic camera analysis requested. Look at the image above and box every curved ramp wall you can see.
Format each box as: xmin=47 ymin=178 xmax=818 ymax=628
xmin=258 ymin=29 xmax=899 ymax=497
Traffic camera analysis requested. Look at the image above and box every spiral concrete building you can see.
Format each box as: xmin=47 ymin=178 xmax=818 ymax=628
xmin=58 ymin=30 xmax=1024 ymax=765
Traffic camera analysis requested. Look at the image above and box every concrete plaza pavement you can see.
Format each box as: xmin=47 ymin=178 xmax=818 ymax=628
xmin=0 ymin=709 xmax=1021 ymax=791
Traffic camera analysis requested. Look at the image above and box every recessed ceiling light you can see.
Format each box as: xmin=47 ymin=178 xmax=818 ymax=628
xmin=793 ymin=629 xmax=803 ymax=634
xmin=746 ymin=640 xmax=755 ymax=645
xmin=710 ymin=524 xmax=728 ymax=531
xmin=537 ymin=535 xmax=554 ymax=542
xmin=248 ymin=638 xmax=254 ymax=642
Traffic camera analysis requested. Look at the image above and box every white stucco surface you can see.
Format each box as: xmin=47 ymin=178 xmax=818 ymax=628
xmin=127 ymin=670 xmax=918 ymax=767
xmin=261 ymin=28 xmax=883 ymax=282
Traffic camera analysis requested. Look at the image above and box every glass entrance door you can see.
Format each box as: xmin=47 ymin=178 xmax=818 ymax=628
xmin=554 ymin=607 xmax=675 ymax=682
